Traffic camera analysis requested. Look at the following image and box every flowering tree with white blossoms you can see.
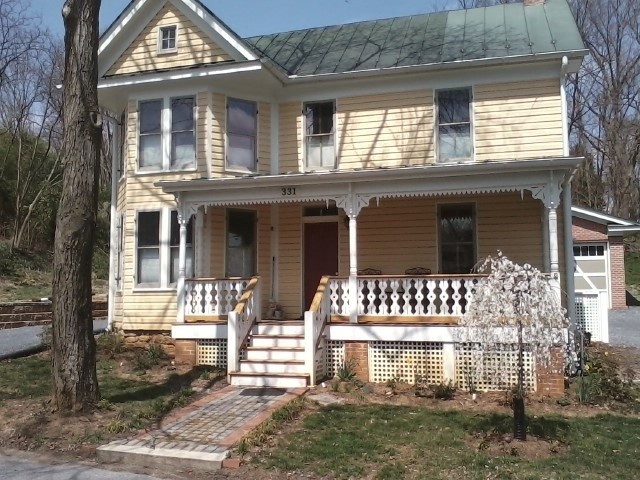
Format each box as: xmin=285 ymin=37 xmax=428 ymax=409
xmin=457 ymin=252 xmax=569 ymax=440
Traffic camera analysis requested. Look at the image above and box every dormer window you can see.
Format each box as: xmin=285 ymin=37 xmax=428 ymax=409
xmin=159 ymin=25 xmax=177 ymax=53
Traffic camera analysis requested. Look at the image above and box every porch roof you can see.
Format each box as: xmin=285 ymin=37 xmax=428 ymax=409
xmin=157 ymin=157 xmax=583 ymax=212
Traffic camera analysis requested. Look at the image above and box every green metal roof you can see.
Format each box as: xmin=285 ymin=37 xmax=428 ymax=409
xmin=244 ymin=0 xmax=585 ymax=77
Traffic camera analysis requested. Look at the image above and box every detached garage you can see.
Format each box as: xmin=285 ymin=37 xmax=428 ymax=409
xmin=572 ymin=206 xmax=640 ymax=342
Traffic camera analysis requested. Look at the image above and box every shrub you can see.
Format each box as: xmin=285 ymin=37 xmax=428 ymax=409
xmin=432 ymin=380 xmax=456 ymax=400
xmin=336 ymin=359 xmax=357 ymax=382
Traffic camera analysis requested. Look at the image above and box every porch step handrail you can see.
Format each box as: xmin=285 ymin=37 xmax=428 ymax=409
xmin=184 ymin=277 xmax=253 ymax=319
xmin=304 ymin=276 xmax=331 ymax=385
xmin=328 ymin=274 xmax=487 ymax=318
xmin=228 ymin=276 xmax=261 ymax=377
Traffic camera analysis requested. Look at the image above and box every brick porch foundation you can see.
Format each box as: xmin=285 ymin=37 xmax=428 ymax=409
xmin=344 ymin=341 xmax=369 ymax=381
xmin=536 ymin=347 xmax=565 ymax=398
xmin=174 ymin=339 xmax=197 ymax=365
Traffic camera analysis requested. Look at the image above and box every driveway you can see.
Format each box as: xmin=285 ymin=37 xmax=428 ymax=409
xmin=0 ymin=453 xmax=162 ymax=480
xmin=0 ymin=319 xmax=107 ymax=360
xmin=608 ymin=307 xmax=640 ymax=347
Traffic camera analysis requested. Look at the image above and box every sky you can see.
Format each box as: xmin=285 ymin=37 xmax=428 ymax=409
xmin=29 ymin=0 xmax=457 ymax=38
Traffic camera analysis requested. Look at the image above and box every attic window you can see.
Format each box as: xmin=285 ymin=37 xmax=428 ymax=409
xmin=159 ymin=25 xmax=177 ymax=53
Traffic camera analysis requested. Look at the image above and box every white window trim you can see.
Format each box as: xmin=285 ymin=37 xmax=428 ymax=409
xmin=302 ymin=99 xmax=337 ymax=172
xmin=225 ymin=97 xmax=259 ymax=174
xmin=133 ymin=208 xmax=195 ymax=291
xmin=115 ymin=213 xmax=125 ymax=292
xmin=157 ymin=24 xmax=179 ymax=55
xmin=136 ymin=96 xmax=197 ymax=175
xmin=436 ymin=201 xmax=478 ymax=275
xmin=434 ymin=87 xmax=475 ymax=164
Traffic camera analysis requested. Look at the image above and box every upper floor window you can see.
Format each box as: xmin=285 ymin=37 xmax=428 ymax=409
xmin=227 ymin=98 xmax=257 ymax=172
xmin=138 ymin=96 xmax=195 ymax=172
xmin=170 ymin=97 xmax=196 ymax=169
xmin=304 ymin=101 xmax=335 ymax=169
xmin=437 ymin=88 xmax=472 ymax=162
xmin=439 ymin=204 xmax=476 ymax=274
xmin=159 ymin=25 xmax=177 ymax=53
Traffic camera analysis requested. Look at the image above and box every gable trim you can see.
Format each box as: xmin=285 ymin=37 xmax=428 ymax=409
xmin=99 ymin=0 xmax=257 ymax=79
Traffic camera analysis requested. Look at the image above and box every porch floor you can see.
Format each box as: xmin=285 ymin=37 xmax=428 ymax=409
xmin=97 ymin=385 xmax=306 ymax=471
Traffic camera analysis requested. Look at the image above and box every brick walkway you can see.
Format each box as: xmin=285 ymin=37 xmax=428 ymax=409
xmin=97 ymin=385 xmax=306 ymax=472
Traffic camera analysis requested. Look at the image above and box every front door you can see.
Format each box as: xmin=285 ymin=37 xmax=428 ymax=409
xmin=304 ymin=222 xmax=338 ymax=310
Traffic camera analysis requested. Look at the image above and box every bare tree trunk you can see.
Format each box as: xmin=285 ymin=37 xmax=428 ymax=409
xmin=51 ymin=0 xmax=101 ymax=412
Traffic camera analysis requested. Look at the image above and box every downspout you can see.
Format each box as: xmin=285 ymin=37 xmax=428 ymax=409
xmin=106 ymin=115 xmax=121 ymax=332
xmin=560 ymin=55 xmax=577 ymax=324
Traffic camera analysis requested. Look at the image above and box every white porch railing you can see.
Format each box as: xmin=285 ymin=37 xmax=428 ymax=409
xmin=304 ymin=276 xmax=331 ymax=385
xmin=227 ymin=277 xmax=261 ymax=376
xmin=328 ymin=275 xmax=484 ymax=318
xmin=184 ymin=278 xmax=252 ymax=319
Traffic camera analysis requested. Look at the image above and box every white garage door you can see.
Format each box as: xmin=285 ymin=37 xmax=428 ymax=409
xmin=573 ymin=243 xmax=609 ymax=298
xmin=573 ymin=243 xmax=610 ymax=342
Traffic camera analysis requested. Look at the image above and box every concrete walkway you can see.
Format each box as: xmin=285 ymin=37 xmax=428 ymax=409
xmin=98 ymin=385 xmax=306 ymax=472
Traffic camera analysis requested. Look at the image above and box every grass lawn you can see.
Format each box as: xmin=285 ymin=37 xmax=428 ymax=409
xmin=0 ymin=336 xmax=223 ymax=452
xmin=259 ymin=403 xmax=640 ymax=480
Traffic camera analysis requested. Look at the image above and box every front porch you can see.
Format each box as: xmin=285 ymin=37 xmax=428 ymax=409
xmin=161 ymin=159 xmax=577 ymax=392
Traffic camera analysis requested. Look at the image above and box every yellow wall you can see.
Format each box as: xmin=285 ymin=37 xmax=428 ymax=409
xmin=338 ymin=90 xmax=434 ymax=169
xmin=107 ymin=2 xmax=231 ymax=76
xmin=474 ymin=79 xmax=564 ymax=160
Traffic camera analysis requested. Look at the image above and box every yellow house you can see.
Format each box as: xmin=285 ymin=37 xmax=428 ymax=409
xmin=99 ymin=0 xmax=587 ymax=392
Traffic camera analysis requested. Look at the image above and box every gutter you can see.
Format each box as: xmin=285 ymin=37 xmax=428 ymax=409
xmin=284 ymin=49 xmax=589 ymax=84
xmin=156 ymin=157 xmax=584 ymax=193
xmin=106 ymin=116 xmax=121 ymax=333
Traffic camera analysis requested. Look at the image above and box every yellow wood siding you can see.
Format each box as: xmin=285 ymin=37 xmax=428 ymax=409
xmin=278 ymin=205 xmax=302 ymax=316
xmin=257 ymin=205 xmax=272 ymax=313
xmin=474 ymin=79 xmax=564 ymax=161
xmin=211 ymin=93 xmax=226 ymax=176
xmin=106 ymin=2 xmax=232 ymax=76
xmin=196 ymin=92 xmax=211 ymax=177
xmin=338 ymin=90 xmax=434 ymax=169
xmin=259 ymin=102 xmax=271 ymax=175
xmin=279 ymin=102 xmax=301 ymax=173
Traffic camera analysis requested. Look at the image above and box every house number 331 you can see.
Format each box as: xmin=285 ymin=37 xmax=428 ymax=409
xmin=281 ymin=187 xmax=297 ymax=196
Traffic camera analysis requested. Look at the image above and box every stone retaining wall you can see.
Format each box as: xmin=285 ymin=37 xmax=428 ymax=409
xmin=0 ymin=300 xmax=108 ymax=330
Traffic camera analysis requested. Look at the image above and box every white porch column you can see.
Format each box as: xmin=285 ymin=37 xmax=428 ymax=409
xmin=195 ymin=207 xmax=205 ymax=278
xmin=348 ymin=214 xmax=358 ymax=323
xmin=176 ymin=204 xmax=191 ymax=324
xmin=337 ymin=188 xmax=373 ymax=324
xmin=542 ymin=207 xmax=550 ymax=273
xmin=562 ymin=179 xmax=576 ymax=324
xmin=531 ymin=179 xmax=562 ymax=299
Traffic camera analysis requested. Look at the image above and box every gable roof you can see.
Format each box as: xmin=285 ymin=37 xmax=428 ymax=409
xmin=99 ymin=0 xmax=586 ymax=81
xmin=245 ymin=0 xmax=586 ymax=78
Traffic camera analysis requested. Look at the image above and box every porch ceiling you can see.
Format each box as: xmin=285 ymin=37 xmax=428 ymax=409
xmin=157 ymin=157 xmax=583 ymax=211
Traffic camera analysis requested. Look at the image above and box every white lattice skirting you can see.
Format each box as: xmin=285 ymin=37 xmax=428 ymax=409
xmin=455 ymin=343 xmax=536 ymax=392
xmin=369 ymin=341 xmax=444 ymax=384
xmin=196 ymin=339 xmax=228 ymax=368
xmin=367 ymin=341 xmax=535 ymax=392
xmin=325 ymin=340 xmax=345 ymax=378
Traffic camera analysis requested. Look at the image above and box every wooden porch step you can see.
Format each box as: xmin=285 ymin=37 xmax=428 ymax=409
xmin=245 ymin=346 xmax=304 ymax=361
xmin=229 ymin=371 xmax=309 ymax=388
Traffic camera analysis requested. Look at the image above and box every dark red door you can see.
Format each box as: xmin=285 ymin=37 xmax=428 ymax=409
xmin=304 ymin=222 xmax=338 ymax=310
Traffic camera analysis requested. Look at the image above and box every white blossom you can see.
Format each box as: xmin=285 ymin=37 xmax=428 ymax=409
xmin=456 ymin=252 xmax=568 ymax=391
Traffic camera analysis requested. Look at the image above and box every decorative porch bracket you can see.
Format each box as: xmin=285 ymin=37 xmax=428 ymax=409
xmin=335 ymin=188 xmax=375 ymax=323
xmin=528 ymin=174 xmax=564 ymax=299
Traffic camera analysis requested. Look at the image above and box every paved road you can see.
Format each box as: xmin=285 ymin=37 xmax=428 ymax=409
xmin=0 ymin=319 xmax=107 ymax=359
xmin=0 ymin=453 xmax=162 ymax=480
xmin=609 ymin=307 xmax=640 ymax=347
